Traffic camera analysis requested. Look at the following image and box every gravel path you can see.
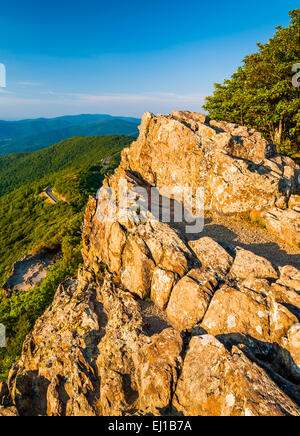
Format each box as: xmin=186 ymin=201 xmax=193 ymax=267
xmin=150 ymin=191 xmax=299 ymax=271
xmin=200 ymin=214 xmax=300 ymax=270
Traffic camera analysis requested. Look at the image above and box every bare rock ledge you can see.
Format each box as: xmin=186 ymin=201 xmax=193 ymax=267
xmin=1 ymin=112 xmax=300 ymax=416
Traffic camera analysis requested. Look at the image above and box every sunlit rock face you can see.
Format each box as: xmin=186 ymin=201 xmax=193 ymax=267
xmin=118 ymin=111 xmax=299 ymax=246
xmin=1 ymin=112 xmax=300 ymax=416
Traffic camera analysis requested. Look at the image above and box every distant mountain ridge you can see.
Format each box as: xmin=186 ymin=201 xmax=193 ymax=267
xmin=0 ymin=114 xmax=140 ymax=155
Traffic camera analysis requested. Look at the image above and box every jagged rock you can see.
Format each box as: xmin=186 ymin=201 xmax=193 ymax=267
xmin=95 ymin=275 xmax=183 ymax=416
xmin=166 ymin=276 xmax=214 ymax=331
xmin=150 ymin=267 xmax=177 ymax=310
xmin=201 ymin=285 xmax=270 ymax=341
xmin=7 ymin=278 xmax=102 ymax=416
xmin=173 ymin=335 xmax=300 ymax=416
xmin=133 ymin=328 xmax=182 ymax=413
xmin=119 ymin=112 xmax=299 ymax=240
xmin=229 ymin=247 xmax=278 ymax=280
xmin=188 ymin=237 xmax=233 ymax=275
xmin=4 ymin=270 xmax=182 ymax=416
xmin=1 ymin=111 xmax=300 ymax=416
xmin=105 ymin=222 xmax=127 ymax=274
xmin=278 ymin=324 xmax=300 ymax=383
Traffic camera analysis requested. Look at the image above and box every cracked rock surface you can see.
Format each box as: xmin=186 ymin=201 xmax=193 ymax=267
xmin=1 ymin=112 xmax=300 ymax=416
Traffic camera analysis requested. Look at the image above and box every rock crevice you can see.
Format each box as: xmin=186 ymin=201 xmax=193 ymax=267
xmin=1 ymin=111 xmax=300 ymax=416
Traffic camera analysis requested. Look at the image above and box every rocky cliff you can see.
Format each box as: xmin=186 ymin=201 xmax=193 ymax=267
xmin=1 ymin=111 xmax=300 ymax=416
xmin=2 ymin=253 xmax=58 ymax=298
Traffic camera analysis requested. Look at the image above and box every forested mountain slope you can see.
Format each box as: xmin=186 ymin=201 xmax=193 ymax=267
xmin=0 ymin=135 xmax=132 ymax=196
xmin=0 ymin=114 xmax=139 ymax=155
xmin=0 ymin=135 xmax=132 ymax=379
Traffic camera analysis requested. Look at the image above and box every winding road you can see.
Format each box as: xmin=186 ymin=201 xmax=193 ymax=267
xmin=44 ymin=186 xmax=59 ymax=204
xmin=43 ymin=158 xmax=112 ymax=205
xmin=102 ymin=156 xmax=112 ymax=170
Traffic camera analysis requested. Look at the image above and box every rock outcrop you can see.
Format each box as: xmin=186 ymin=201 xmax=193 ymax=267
xmin=173 ymin=335 xmax=299 ymax=417
xmin=119 ymin=111 xmax=300 ymax=246
xmin=2 ymin=253 xmax=58 ymax=298
xmin=1 ymin=112 xmax=300 ymax=416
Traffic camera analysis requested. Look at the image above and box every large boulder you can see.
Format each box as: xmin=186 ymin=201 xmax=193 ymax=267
xmin=188 ymin=237 xmax=233 ymax=276
xmin=150 ymin=267 xmax=178 ymax=310
xmin=120 ymin=112 xmax=299 ymax=222
xmin=173 ymin=335 xmax=300 ymax=416
xmin=261 ymin=208 xmax=300 ymax=247
xmin=229 ymin=248 xmax=278 ymax=280
xmin=166 ymin=275 xmax=214 ymax=331
xmin=121 ymin=233 xmax=155 ymax=298
xmin=277 ymin=265 xmax=300 ymax=291
xmin=201 ymin=285 xmax=270 ymax=341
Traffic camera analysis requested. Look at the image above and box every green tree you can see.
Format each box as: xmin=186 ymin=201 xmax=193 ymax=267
xmin=203 ymin=9 xmax=300 ymax=159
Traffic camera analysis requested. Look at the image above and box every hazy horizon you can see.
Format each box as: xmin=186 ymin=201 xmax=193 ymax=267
xmin=0 ymin=113 xmax=142 ymax=122
xmin=0 ymin=0 xmax=298 ymax=119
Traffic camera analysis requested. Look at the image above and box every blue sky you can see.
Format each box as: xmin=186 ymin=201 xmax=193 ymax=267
xmin=0 ymin=0 xmax=298 ymax=119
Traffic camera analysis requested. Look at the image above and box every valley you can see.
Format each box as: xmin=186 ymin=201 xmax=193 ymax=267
xmin=0 ymin=134 xmax=132 ymax=381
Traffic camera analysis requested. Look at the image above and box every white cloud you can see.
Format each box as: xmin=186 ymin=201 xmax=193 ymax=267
xmin=0 ymin=94 xmax=47 ymax=104
xmin=48 ymin=91 xmax=205 ymax=104
xmin=0 ymin=90 xmax=205 ymax=119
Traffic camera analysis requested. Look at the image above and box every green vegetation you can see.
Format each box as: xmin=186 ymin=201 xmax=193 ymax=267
xmin=0 ymin=114 xmax=139 ymax=156
xmin=241 ymin=213 xmax=266 ymax=230
xmin=203 ymin=9 xmax=300 ymax=160
xmin=0 ymin=135 xmax=131 ymax=381
xmin=0 ymin=135 xmax=131 ymax=197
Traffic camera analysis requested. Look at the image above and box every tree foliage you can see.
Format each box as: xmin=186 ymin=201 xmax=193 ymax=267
xmin=0 ymin=135 xmax=132 ymax=197
xmin=203 ymin=9 xmax=300 ymax=159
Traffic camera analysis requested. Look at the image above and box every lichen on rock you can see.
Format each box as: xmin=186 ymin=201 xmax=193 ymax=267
xmin=1 ymin=112 xmax=300 ymax=416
